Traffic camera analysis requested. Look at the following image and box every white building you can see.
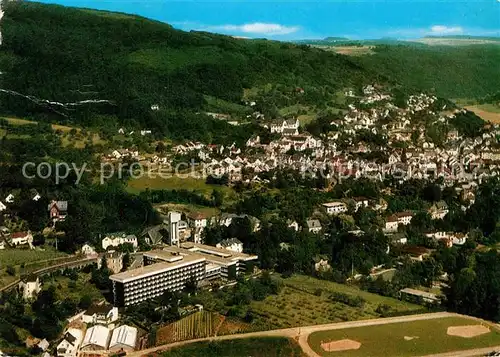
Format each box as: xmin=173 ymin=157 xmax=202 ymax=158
xmin=306 ymin=219 xmax=322 ymax=234
xmin=322 ymin=202 xmax=348 ymax=215
xmin=108 ymin=325 xmax=138 ymax=352
xmin=216 ymin=238 xmax=243 ymax=253
xmin=82 ymin=304 xmax=119 ymax=326
xmin=57 ymin=329 xmax=83 ymax=357
xmin=101 ymin=233 xmax=138 ymax=250
xmin=0 ymin=201 xmax=6 ymax=212
xmin=18 ymin=275 xmax=41 ymax=300
xmin=10 ymin=231 xmax=33 ymax=246
xmin=81 ymin=244 xmax=96 ymax=256
xmin=81 ymin=325 xmax=111 ymax=351
xmin=384 ymin=217 xmax=399 ymax=233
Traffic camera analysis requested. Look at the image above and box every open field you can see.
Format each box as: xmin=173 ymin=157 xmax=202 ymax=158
xmin=1 ymin=117 xmax=106 ymax=147
xmin=161 ymin=337 xmax=305 ymax=357
xmin=0 ymin=248 xmax=68 ymax=268
xmin=127 ymin=175 xmax=234 ymax=197
xmin=466 ymin=105 xmax=500 ymax=123
xmin=155 ymin=203 xmax=220 ymax=218
xmin=307 ymin=316 xmax=500 ymax=357
xmin=250 ymin=275 xmax=424 ymax=329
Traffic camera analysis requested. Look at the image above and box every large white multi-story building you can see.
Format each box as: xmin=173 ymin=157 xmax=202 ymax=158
xmin=110 ymin=252 xmax=205 ymax=306
xmin=109 ymin=243 xmax=258 ymax=306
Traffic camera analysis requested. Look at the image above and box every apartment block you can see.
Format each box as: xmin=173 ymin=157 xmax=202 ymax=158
xmin=110 ymin=243 xmax=258 ymax=306
xmin=109 ymin=253 xmax=205 ymax=306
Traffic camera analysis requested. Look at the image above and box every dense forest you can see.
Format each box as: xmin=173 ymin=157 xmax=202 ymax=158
xmin=1 ymin=2 xmax=498 ymax=144
xmin=0 ymin=1 xmax=378 ymax=142
xmin=356 ymin=45 xmax=500 ymax=99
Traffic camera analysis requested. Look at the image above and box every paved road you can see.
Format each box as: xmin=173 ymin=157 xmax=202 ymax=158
xmin=129 ymin=312 xmax=466 ymax=357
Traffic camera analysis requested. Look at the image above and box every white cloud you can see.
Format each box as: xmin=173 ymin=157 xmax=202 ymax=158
xmin=429 ymin=25 xmax=464 ymax=35
xmin=204 ymin=22 xmax=300 ymax=36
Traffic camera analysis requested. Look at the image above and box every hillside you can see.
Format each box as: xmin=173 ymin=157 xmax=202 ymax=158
xmin=354 ymin=44 xmax=500 ymax=98
xmin=0 ymin=1 xmax=377 ymax=143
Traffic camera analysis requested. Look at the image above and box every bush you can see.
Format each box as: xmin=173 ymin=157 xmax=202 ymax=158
xmin=6 ymin=265 xmax=16 ymax=276
xmin=329 ymin=292 xmax=366 ymax=308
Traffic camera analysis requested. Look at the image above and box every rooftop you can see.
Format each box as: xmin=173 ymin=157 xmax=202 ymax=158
xmin=322 ymin=201 xmax=345 ymax=207
xmin=109 ymin=254 xmax=205 ymax=283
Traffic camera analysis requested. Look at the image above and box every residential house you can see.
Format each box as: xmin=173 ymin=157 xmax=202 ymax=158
xmin=81 ymin=325 xmax=111 ymax=351
xmin=216 ymin=238 xmax=243 ymax=253
xmin=322 ymin=201 xmax=348 ymax=215
xmin=313 ymin=256 xmax=331 ymax=272
xmin=0 ymin=201 xmax=6 ymax=212
xmin=103 ymin=251 xmax=124 ymax=274
xmin=141 ymin=224 xmax=168 ymax=245
xmin=384 ymin=216 xmax=399 ymax=233
xmin=81 ymin=244 xmax=96 ymax=256
xmin=352 ymin=197 xmax=369 ymax=211
xmin=187 ymin=212 xmax=208 ymax=229
xmin=5 ymin=194 xmax=14 ymax=204
xmin=306 ymin=219 xmax=322 ymax=234
xmin=18 ymin=275 xmax=41 ymax=300
xmin=394 ymin=211 xmax=414 ymax=225
xmin=428 ymin=201 xmax=449 ymax=220
xmin=10 ymin=231 xmax=33 ymax=246
xmin=37 ymin=339 xmax=49 ymax=352
xmin=82 ymin=304 xmax=119 ymax=326
xmin=48 ymin=200 xmax=68 ymax=221
xmin=401 ymin=246 xmax=431 ymax=261
xmin=101 ymin=233 xmax=138 ymax=250
xmin=108 ymin=325 xmax=138 ymax=352
xmin=287 ymin=220 xmax=300 ymax=231
xmin=57 ymin=329 xmax=83 ymax=357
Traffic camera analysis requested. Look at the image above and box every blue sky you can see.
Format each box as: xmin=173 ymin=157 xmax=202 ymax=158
xmin=36 ymin=0 xmax=500 ymax=40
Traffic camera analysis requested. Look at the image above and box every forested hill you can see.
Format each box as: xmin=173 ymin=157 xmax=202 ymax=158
xmin=0 ymin=1 xmax=378 ymax=139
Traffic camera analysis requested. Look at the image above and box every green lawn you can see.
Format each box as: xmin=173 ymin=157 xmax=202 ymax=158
xmin=308 ymin=316 xmax=500 ymax=357
xmin=127 ymin=175 xmax=234 ymax=197
xmin=162 ymin=337 xmax=305 ymax=357
xmin=0 ymin=248 xmax=69 ymax=268
xmin=155 ymin=203 xmax=220 ymax=218
xmin=250 ymin=275 xmax=425 ymax=330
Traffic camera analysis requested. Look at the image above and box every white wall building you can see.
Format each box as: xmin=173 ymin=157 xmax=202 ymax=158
xmin=81 ymin=325 xmax=111 ymax=351
xmin=323 ymin=202 xmax=348 ymax=215
xmin=101 ymin=233 xmax=138 ymax=250
xmin=57 ymin=329 xmax=83 ymax=357
xmin=82 ymin=304 xmax=119 ymax=326
xmin=108 ymin=325 xmax=138 ymax=352
xmin=216 ymin=238 xmax=243 ymax=253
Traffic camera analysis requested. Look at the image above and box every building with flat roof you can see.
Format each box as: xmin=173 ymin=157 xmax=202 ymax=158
xmin=110 ymin=243 xmax=258 ymax=306
xmin=109 ymin=252 xmax=206 ymax=306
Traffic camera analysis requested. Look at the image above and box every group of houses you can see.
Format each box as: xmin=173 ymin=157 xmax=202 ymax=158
xmin=57 ymin=304 xmax=138 ymax=357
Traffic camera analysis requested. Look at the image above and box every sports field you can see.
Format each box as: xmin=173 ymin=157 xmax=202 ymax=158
xmin=308 ymin=316 xmax=500 ymax=357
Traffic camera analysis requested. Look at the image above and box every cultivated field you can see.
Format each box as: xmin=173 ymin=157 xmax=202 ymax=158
xmin=250 ymin=275 xmax=424 ymax=329
xmin=161 ymin=337 xmax=305 ymax=357
xmin=1 ymin=117 xmax=106 ymax=147
xmin=307 ymin=316 xmax=500 ymax=357
xmin=156 ymin=312 xmax=253 ymax=345
xmin=466 ymin=105 xmax=500 ymax=123
xmin=0 ymin=248 xmax=68 ymax=268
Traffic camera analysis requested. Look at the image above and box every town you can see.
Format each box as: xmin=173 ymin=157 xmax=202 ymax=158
xmin=2 ymin=1 xmax=500 ymax=357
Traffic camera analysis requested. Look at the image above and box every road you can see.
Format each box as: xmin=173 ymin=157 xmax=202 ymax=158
xmin=128 ymin=311 xmax=500 ymax=357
